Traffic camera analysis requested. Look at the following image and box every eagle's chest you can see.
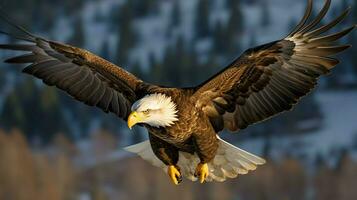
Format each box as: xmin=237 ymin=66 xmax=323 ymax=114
xmin=148 ymin=116 xmax=197 ymax=143
xmin=147 ymin=105 xmax=209 ymax=147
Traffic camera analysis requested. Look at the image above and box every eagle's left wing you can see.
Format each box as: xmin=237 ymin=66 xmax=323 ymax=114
xmin=192 ymin=0 xmax=355 ymax=132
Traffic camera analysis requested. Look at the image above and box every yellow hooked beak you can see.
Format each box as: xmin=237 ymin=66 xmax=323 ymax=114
xmin=127 ymin=111 xmax=143 ymax=129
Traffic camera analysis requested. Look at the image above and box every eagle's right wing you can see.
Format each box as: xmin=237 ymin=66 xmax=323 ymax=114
xmin=0 ymin=21 xmax=144 ymax=120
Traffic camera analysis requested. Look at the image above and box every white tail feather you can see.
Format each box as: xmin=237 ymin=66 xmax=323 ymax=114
xmin=124 ymin=140 xmax=166 ymax=168
xmin=124 ymin=136 xmax=266 ymax=182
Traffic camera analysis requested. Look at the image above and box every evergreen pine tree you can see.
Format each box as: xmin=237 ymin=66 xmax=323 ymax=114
xmin=353 ymin=1 xmax=357 ymax=21
xmin=1 ymin=89 xmax=26 ymax=132
xmin=187 ymin=48 xmax=202 ymax=85
xmin=68 ymin=17 xmax=85 ymax=47
xmin=0 ymin=68 xmax=5 ymax=91
xmin=131 ymin=60 xmax=145 ymax=81
xmin=149 ymin=51 xmax=167 ymax=86
xmin=39 ymin=87 xmax=70 ymax=142
xmin=148 ymin=52 xmax=157 ymax=71
xmin=260 ymin=1 xmax=271 ymax=27
xmin=226 ymin=0 xmax=235 ymax=8
xmin=162 ymin=45 xmax=178 ymax=86
xmin=195 ymin=0 xmax=211 ymax=38
xmin=200 ymin=52 xmax=219 ymax=84
xmin=171 ymin=0 xmax=181 ymax=27
xmin=248 ymin=31 xmax=257 ymax=48
xmin=0 ymin=78 xmax=69 ymax=143
xmin=174 ymin=35 xmax=203 ymax=87
xmin=100 ymin=40 xmax=111 ymax=61
xmin=116 ymin=3 xmax=136 ymax=65
xmin=212 ymin=21 xmax=226 ymax=55
xmin=175 ymin=36 xmax=186 ymax=85
xmin=128 ymin=0 xmax=159 ymax=18
xmin=63 ymin=0 xmax=84 ymax=15
xmin=225 ymin=1 xmax=244 ymax=56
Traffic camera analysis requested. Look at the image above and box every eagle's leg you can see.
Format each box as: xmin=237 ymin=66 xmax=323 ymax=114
xmin=149 ymin=133 xmax=182 ymax=185
xmin=193 ymin=131 xmax=219 ymax=183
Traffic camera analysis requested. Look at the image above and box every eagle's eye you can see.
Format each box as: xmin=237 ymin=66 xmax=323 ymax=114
xmin=143 ymin=109 xmax=150 ymax=115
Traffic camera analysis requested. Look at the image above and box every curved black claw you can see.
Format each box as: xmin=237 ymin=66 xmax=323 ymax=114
xmin=176 ymin=174 xmax=183 ymax=184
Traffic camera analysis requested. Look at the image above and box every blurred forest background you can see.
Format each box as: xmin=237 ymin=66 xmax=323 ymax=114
xmin=0 ymin=0 xmax=356 ymax=199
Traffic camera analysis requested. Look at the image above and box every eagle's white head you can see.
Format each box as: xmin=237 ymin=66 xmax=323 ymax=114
xmin=127 ymin=93 xmax=179 ymax=129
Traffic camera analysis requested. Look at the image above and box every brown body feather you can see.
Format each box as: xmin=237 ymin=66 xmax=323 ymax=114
xmin=0 ymin=0 xmax=355 ymax=167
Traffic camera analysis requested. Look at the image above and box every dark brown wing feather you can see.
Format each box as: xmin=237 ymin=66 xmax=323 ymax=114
xmin=193 ymin=0 xmax=355 ymax=132
xmin=0 ymin=29 xmax=144 ymax=120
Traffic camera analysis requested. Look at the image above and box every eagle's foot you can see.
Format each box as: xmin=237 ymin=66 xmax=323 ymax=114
xmin=167 ymin=165 xmax=182 ymax=185
xmin=194 ymin=163 xmax=209 ymax=183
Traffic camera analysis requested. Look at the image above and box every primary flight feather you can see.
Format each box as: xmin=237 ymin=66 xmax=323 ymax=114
xmin=0 ymin=0 xmax=355 ymax=185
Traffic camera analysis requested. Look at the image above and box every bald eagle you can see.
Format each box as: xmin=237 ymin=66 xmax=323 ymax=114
xmin=0 ymin=0 xmax=355 ymax=185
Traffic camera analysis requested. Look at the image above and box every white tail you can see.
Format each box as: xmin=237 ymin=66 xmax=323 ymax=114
xmin=124 ymin=136 xmax=266 ymax=182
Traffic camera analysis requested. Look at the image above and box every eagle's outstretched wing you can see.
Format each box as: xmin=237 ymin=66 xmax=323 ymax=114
xmin=193 ymin=0 xmax=356 ymax=132
xmin=0 ymin=20 xmax=144 ymax=120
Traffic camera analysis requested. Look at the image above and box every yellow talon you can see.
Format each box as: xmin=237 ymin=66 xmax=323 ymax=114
xmin=167 ymin=165 xmax=182 ymax=185
xmin=195 ymin=163 xmax=209 ymax=183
